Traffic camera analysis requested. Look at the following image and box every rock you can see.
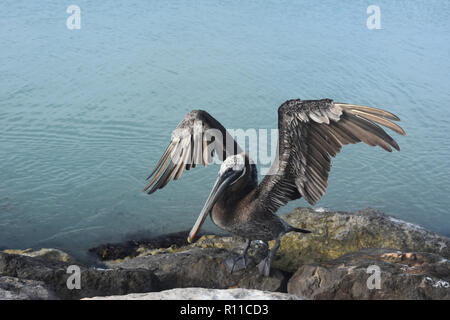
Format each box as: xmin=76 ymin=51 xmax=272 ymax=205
xmin=137 ymin=235 xmax=265 ymax=257
xmin=98 ymin=208 xmax=449 ymax=275
xmin=84 ymin=287 xmax=304 ymax=300
xmin=0 ymin=252 xmax=160 ymax=299
xmin=89 ymin=230 xmax=212 ymax=260
xmin=94 ymin=207 xmax=449 ymax=294
xmin=4 ymin=207 xmax=446 ymax=300
xmin=287 ymin=248 xmax=450 ymax=300
xmin=105 ymin=247 xmax=288 ymax=292
xmin=276 ymin=207 xmax=450 ymax=272
xmin=0 ymin=276 xmax=58 ymax=300
xmin=3 ymin=248 xmax=78 ymax=264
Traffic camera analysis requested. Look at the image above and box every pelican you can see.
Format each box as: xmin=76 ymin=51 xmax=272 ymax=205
xmin=143 ymin=99 xmax=405 ymax=276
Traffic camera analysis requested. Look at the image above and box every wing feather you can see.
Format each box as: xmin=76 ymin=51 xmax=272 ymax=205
xmin=144 ymin=110 xmax=243 ymax=194
xmin=256 ymin=99 xmax=405 ymax=210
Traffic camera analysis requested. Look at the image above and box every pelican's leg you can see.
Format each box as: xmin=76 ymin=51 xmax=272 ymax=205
xmin=224 ymin=239 xmax=251 ymax=273
xmin=257 ymin=233 xmax=283 ymax=277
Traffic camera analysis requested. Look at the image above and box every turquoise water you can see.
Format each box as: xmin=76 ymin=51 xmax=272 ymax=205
xmin=1 ymin=1 xmax=449 ymax=260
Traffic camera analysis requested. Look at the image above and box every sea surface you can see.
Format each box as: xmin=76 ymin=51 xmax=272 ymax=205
xmin=0 ymin=1 xmax=449 ymax=261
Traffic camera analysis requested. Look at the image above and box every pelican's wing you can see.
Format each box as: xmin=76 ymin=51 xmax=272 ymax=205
xmin=143 ymin=110 xmax=243 ymax=194
xmin=256 ymin=99 xmax=405 ymax=212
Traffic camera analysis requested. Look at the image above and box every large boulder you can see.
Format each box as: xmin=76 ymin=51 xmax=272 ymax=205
xmin=287 ymin=248 xmax=450 ymax=299
xmin=84 ymin=287 xmax=303 ymax=300
xmin=276 ymin=207 xmax=450 ymax=272
xmin=105 ymin=246 xmax=288 ymax=292
xmin=0 ymin=252 xmax=160 ymax=299
xmin=0 ymin=276 xmax=58 ymax=300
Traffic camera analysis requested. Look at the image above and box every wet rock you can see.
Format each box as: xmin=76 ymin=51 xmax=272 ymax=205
xmin=84 ymin=287 xmax=304 ymax=300
xmin=287 ymin=248 xmax=450 ymax=300
xmin=276 ymin=207 xmax=450 ymax=272
xmin=89 ymin=230 xmax=210 ymax=260
xmin=3 ymin=248 xmax=78 ymax=264
xmin=0 ymin=252 xmax=160 ymax=299
xmin=105 ymin=247 xmax=288 ymax=292
xmin=0 ymin=276 xmax=58 ymax=300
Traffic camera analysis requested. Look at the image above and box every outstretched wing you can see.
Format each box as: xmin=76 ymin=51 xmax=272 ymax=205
xmin=143 ymin=110 xmax=242 ymax=194
xmin=256 ymin=99 xmax=405 ymax=212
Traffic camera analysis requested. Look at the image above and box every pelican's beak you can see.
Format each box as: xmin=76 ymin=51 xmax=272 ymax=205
xmin=187 ymin=170 xmax=239 ymax=243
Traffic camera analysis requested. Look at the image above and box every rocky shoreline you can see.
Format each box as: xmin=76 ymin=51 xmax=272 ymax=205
xmin=1 ymin=207 xmax=449 ymax=300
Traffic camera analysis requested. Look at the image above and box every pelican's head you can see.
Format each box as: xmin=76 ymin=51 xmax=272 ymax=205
xmin=218 ymin=154 xmax=247 ymax=182
xmin=187 ymin=154 xmax=247 ymax=243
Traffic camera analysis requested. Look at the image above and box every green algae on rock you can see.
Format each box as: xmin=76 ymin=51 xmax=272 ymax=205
xmin=2 ymin=248 xmax=78 ymax=264
xmin=275 ymin=207 xmax=449 ymax=272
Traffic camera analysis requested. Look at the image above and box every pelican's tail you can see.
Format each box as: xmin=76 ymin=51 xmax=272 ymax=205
xmin=289 ymin=226 xmax=312 ymax=234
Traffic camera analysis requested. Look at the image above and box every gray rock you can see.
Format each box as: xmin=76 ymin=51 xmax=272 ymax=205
xmin=276 ymin=207 xmax=450 ymax=272
xmin=287 ymin=248 xmax=450 ymax=300
xmin=0 ymin=276 xmax=58 ymax=300
xmin=3 ymin=207 xmax=448 ymax=300
xmin=105 ymin=247 xmax=288 ymax=292
xmin=0 ymin=252 xmax=160 ymax=299
xmin=84 ymin=287 xmax=303 ymax=300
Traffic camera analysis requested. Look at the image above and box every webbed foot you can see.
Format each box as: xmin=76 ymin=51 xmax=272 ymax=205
xmin=257 ymin=257 xmax=271 ymax=277
xmin=224 ymin=254 xmax=250 ymax=273
xmin=257 ymin=233 xmax=283 ymax=277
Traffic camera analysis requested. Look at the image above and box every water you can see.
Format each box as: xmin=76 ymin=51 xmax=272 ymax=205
xmin=0 ymin=1 xmax=449 ymax=261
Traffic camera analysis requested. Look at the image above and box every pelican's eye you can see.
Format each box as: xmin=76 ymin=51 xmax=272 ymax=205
xmin=230 ymin=166 xmax=246 ymax=185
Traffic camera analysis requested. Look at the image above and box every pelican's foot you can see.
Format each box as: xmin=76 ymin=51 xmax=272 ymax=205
xmin=223 ymin=254 xmax=250 ymax=273
xmin=257 ymin=257 xmax=272 ymax=277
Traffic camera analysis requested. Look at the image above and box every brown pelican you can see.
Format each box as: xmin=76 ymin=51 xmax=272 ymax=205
xmin=143 ymin=99 xmax=405 ymax=276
